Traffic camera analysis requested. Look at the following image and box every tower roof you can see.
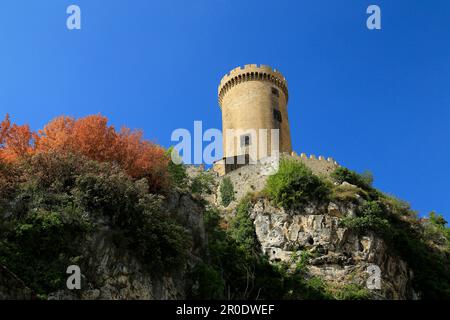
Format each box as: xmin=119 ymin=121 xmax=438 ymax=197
xmin=218 ymin=64 xmax=289 ymax=108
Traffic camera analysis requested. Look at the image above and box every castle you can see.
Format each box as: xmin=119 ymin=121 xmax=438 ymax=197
xmin=213 ymin=64 xmax=338 ymax=176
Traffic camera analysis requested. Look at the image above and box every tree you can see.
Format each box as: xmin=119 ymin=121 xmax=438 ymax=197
xmin=36 ymin=114 xmax=170 ymax=192
xmin=0 ymin=114 xmax=35 ymax=161
xmin=0 ymin=114 xmax=11 ymax=146
xmin=220 ymin=177 xmax=235 ymax=207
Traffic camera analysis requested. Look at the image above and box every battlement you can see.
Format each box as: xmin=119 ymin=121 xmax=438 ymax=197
xmin=291 ymin=152 xmax=339 ymax=165
xmin=289 ymin=151 xmax=340 ymax=176
xmin=218 ymin=64 xmax=289 ymax=107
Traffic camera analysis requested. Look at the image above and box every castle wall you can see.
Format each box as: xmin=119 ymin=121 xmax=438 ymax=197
xmin=214 ymin=153 xmax=340 ymax=206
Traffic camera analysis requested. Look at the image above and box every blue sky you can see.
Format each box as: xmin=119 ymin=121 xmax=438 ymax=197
xmin=0 ymin=0 xmax=449 ymax=220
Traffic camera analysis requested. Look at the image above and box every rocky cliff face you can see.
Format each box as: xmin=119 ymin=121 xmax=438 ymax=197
xmin=250 ymin=198 xmax=417 ymax=299
xmin=0 ymin=160 xmax=426 ymax=300
xmin=25 ymin=191 xmax=205 ymax=301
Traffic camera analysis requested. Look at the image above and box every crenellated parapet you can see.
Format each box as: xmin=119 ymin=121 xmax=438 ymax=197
xmin=290 ymin=151 xmax=339 ymax=176
xmin=218 ymin=64 xmax=289 ymax=108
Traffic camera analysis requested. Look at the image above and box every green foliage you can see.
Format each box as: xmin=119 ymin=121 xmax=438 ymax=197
xmin=331 ymin=167 xmax=373 ymax=189
xmin=423 ymin=211 xmax=450 ymax=249
xmin=387 ymin=218 xmax=450 ymax=299
xmin=291 ymin=251 xmax=312 ymax=274
xmin=190 ymin=205 xmax=333 ymax=300
xmin=334 ymin=284 xmax=370 ymax=300
xmin=228 ymin=197 xmax=259 ymax=256
xmin=0 ymin=151 xmax=191 ymax=295
xmin=429 ymin=211 xmax=448 ymax=228
xmin=0 ymin=207 xmax=90 ymax=295
xmin=191 ymin=172 xmax=215 ymax=195
xmin=331 ymin=167 xmax=380 ymax=200
xmin=166 ymin=147 xmax=188 ymax=188
xmin=340 ymin=191 xmax=450 ymax=299
xmin=331 ymin=184 xmax=368 ymax=203
xmin=340 ymin=201 xmax=391 ymax=236
xmin=219 ymin=177 xmax=235 ymax=207
xmin=265 ymin=158 xmax=331 ymax=210
xmin=190 ymin=262 xmax=225 ymax=299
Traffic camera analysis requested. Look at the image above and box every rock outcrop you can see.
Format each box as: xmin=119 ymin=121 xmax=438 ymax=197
xmin=250 ymin=198 xmax=417 ymax=299
xmin=47 ymin=190 xmax=206 ymax=300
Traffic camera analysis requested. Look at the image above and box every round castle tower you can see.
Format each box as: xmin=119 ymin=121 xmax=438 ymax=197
xmin=218 ymin=64 xmax=292 ymax=162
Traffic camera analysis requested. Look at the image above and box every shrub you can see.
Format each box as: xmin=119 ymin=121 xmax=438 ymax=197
xmin=265 ymin=158 xmax=331 ymax=210
xmin=220 ymin=177 xmax=235 ymax=207
xmin=331 ymin=167 xmax=379 ymax=200
xmin=341 ymin=197 xmax=450 ymax=299
xmin=193 ymin=206 xmax=333 ymax=300
xmin=331 ymin=184 xmax=368 ymax=203
xmin=71 ymin=159 xmax=191 ymax=272
xmin=0 ymin=151 xmax=191 ymax=295
xmin=292 ymin=251 xmax=312 ymax=274
xmin=190 ymin=262 xmax=225 ymax=299
xmin=334 ymin=284 xmax=370 ymax=300
xmin=331 ymin=167 xmax=372 ymax=188
xmin=191 ymin=172 xmax=215 ymax=195
xmin=340 ymin=200 xmax=391 ymax=236
xmin=166 ymin=147 xmax=188 ymax=188
xmin=0 ymin=206 xmax=91 ymax=295
xmin=423 ymin=211 xmax=450 ymax=247
xmin=229 ymin=197 xmax=259 ymax=256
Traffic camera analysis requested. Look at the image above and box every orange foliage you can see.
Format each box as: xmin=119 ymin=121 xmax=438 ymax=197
xmin=115 ymin=128 xmax=169 ymax=190
xmin=0 ymin=114 xmax=11 ymax=146
xmin=37 ymin=115 xmax=117 ymax=162
xmin=0 ymin=114 xmax=170 ymax=192
xmin=0 ymin=114 xmax=35 ymax=161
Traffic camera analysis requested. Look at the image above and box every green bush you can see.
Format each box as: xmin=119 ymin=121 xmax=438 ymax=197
xmin=191 ymin=172 xmax=215 ymax=195
xmin=0 ymin=152 xmax=191 ymax=295
xmin=340 ymin=201 xmax=391 ymax=236
xmin=331 ymin=167 xmax=379 ymax=200
xmin=291 ymin=251 xmax=312 ymax=274
xmin=335 ymin=284 xmax=370 ymax=300
xmin=219 ymin=177 xmax=235 ymax=207
xmin=0 ymin=206 xmax=91 ymax=295
xmin=331 ymin=167 xmax=373 ymax=189
xmin=71 ymin=160 xmax=191 ymax=273
xmin=341 ymin=195 xmax=450 ymax=299
xmin=190 ymin=262 xmax=225 ymax=300
xmin=192 ymin=206 xmax=333 ymax=300
xmin=229 ymin=197 xmax=259 ymax=256
xmin=166 ymin=147 xmax=188 ymax=188
xmin=265 ymin=158 xmax=331 ymax=210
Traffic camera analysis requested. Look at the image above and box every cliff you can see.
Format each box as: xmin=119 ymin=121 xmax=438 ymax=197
xmin=1 ymin=153 xmax=449 ymax=300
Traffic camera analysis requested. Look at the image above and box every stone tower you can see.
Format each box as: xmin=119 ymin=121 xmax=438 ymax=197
xmin=214 ymin=64 xmax=292 ymax=174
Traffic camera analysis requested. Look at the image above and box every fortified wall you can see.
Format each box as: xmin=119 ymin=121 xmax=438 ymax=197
xmin=215 ymin=153 xmax=340 ymax=208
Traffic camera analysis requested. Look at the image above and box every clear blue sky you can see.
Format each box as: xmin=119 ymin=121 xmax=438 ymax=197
xmin=0 ymin=1 xmax=449 ymax=220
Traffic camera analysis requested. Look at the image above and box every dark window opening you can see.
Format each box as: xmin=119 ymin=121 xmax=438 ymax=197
xmin=273 ymin=109 xmax=282 ymax=122
xmin=271 ymin=87 xmax=280 ymax=97
xmin=240 ymin=135 xmax=251 ymax=147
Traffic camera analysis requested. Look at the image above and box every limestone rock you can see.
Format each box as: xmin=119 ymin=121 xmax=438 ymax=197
xmin=249 ymin=198 xmax=417 ymax=300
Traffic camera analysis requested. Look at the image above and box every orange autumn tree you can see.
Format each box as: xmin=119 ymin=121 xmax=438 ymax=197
xmin=0 ymin=114 xmax=35 ymax=161
xmin=36 ymin=115 xmax=117 ymax=162
xmin=1 ymin=114 xmax=170 ymax=192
